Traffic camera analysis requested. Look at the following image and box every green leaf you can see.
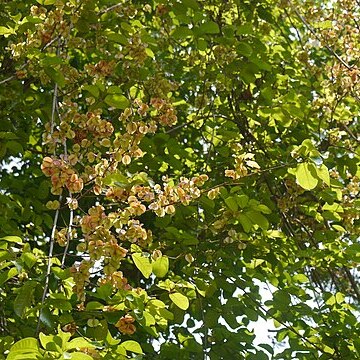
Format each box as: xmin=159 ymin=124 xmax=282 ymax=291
xmin=197 ymin=21 xmax=220 ymax=35
xmin=238 ymin=213 xmax=252 ymax=232
xmin=316 ymin=164 xmax=330 ymax=186
xmin=21 ymin=252 xmax=37 ymax=269
xmin=197 ymin=38 xmax=208 ymax=51
xmin=44 ymin=67 xmax=65 ymax=87
xmin=14 ymin=282 xmax=36 ymax=318
xmin=83 ymin=85 xmax=100 ymax=98
xmin=121 ymin=340 xmax=143 ymax=354
xmin=64 ymin=352 xmax=94 ymax=360
xmin=246 ymin=210 xmax=269 ymax=230
xmin=103 ymin=171 xmax=129 ymax=186
xmin=132 ymin=253 xmax=152 ymax=278
xmin=204 ymin=309 xmax=219 ymax=328
xmin=107 ymin=86 xmax=122 ymax=94
xmin=292 ymin=274 xmax=309 ymax=283
xmin=257 ymin=204 xmax=272 ymax=214
xmin=158 ymin=308 xmax=174 ymax=320
xmin=0 ymin=267 xmax=18 ymax=286
xmin=48 ymin=298 xmax=72 ymax=310
xmin=115 ymin=344 xmax=127 ymax=356
xmin=295 ymin=162 xmax=318 ymax=190
xmin=106 ymin=31 xmax=128 ymax=45
xmin=182 ymin=0 xmax=200 ymax=10
xmin=236 ymin=23 xmax=254 ymax=35
xmin=7 ymin=351 xmax=40 ymax=359
xmin=66 ymin=338 xmax=95 ymax=351
xmin=145 ymin=48 xmax=155 ymax=58
xmin=147 ymin=299 xmax=166 ymax=308
xmin=52 ymin=266 xmax=71 ymax=280
xmin=332 ymin=224 xmax=346 ymax=232
xmin=42 ymin=55 xmax=63 ymax=66
xmin=0 ymin=26 xmax=15 ymax=36
xmin=335 ymin=292 xmax=345 ymax=303
xmin=169 ymin=292 xmax=189 ymax=310
xmin=36 ymin=0 xmax=56 ymax=4
xmin=172 ymin=27 xmax=193 ymax=39
xmin=235 ymin=194 xmax=249 ymax=208
xmin=130 ymin=244 xmax=142 ymax=253
xmin=225 ymin=197 xmax=238 ymax=212
xmin=273 ymin=290 xmax=291 ymax=310
xmin=37 ymin=180 xmax=50 ymax=200
xmin=247 ymin=351 xmax=269 ymax=360
xmin=248 ymin=258 xmax=265 ymax=269
xmin=152 ymin=256 xmax=169 ymax=278
xmin=57 ymin=328 xmax=72 ymax=347
xmin=105 ymin=331 xmax=121 ymax=346
xmin=142 ymin=311 xmax=156 ymax=326
xmin=39 ymin=333 xmax=61 ymax=352
xmin=104 ymin=94 xmax=130 ymax=109
xmin=0 ymin=132 xmax=18 ymax=140
xmin=85 ymin=301 xmax=103 ymax=311
xmin=323 ymin=346 xmax=335 ymax=355
xmin=39 ymin=307 xmax=56 ymax=329
xmin=7 ymin=338 xmax=40 ymax=359
xmin=9 ymin=338 xmax=39 ymax=352
xmin=6 ymin=141 xmax=23 ymax=155
xmin=236 ymin=42 xmax=253 ymax=57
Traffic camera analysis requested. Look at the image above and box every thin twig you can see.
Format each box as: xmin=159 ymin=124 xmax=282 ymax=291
xmin=50 ymin=38 xmax=61 ymax=136
xmin=283 ymin=7 xmax=304 ymax=49
xmin=291 ymin=5 xmax=352 ymax=70
xmin=344 ymin=267 xmax=360 ymax=303
xmin=0 ymin=75 xmax=15 ymax=85
xmin=232 ymin=279 xmax=328 ymax=354
xmin=98 ymin=3 xmax=122 ymax=15
xmin=166 ymin=117 xmax=198 ymax=133
xmin=339 ymin=122 xmax=359 ymax=143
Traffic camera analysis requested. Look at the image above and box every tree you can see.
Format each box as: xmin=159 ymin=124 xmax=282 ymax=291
xmin=0 ymin=0 xmax=359 ymax=358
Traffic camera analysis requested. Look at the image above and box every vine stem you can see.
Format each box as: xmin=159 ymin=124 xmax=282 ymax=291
xmin=61 ymin=196 xmax=73 ymax=268
xmin=36 ymin=195 xmax=62 ymax=335
xmin=61 ymin=134 xmax=74 ymax=268
xmin=36 ymin=38 xmax=61 ymax=336
xmin=50 ymin=85 xmax=58 ymax=136
xmin=290 ymin=4 xmax=352 ymax=70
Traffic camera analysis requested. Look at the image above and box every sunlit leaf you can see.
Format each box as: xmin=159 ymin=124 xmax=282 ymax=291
xmin=132 ymin=253 xmax=152 ymax=278
xmin=295 ymin=162 xmax=318 ymax=190
xmin=104 ymin=94 xmax=130 ymax=109
xmin=0 ymin=267 xmax=18 ymax=286
xmin=152 ymin=256 xmax=169 ymax=278
xmin=169 ymin=292 xmax=189 ymax=310
xmin=121 ymin=340 xmax=143 ymax=354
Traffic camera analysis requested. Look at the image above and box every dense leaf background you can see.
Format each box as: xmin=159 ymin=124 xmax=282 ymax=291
xmin=0 ymin=0 xmax=359 ymax=359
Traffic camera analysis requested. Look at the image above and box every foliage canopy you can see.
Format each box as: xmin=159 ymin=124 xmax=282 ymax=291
xmin=0 ymin=0 xmax=360 ymax=359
